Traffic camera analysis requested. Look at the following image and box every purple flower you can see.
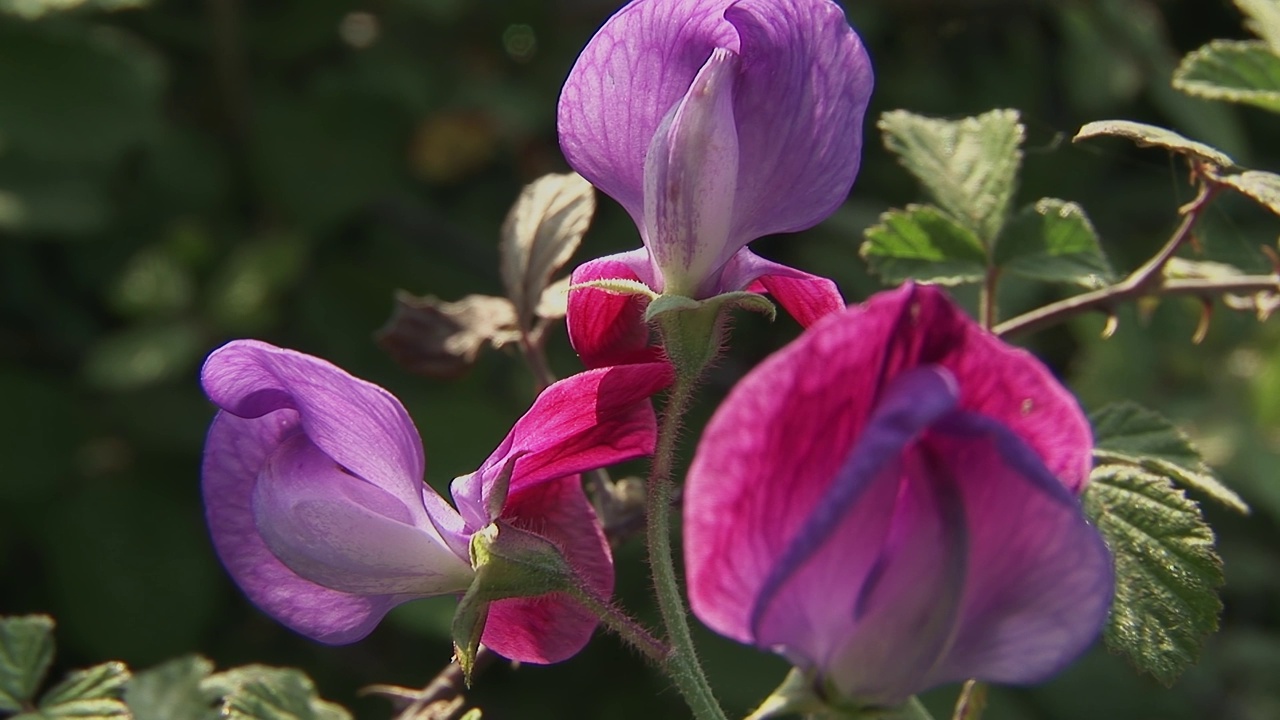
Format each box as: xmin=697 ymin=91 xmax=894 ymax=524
xmin=684 ymin=284 xmax=1113 ymax=707
xmin=201 ymin=340 xmax=672 ymax=663
xmin=558 ymin=0 xmax=873 ymax=368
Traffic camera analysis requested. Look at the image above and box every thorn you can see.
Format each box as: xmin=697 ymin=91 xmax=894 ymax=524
xmin=1193 ymin=298 xmax=1212 ymax=344
xmin=1101 ymin=312 xmax=1119 ymax=339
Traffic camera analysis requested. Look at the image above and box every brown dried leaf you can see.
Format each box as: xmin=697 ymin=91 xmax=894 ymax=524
xmin=500 ymin=172 xmax=595 ymax=331
xmin=376 ymin=292 xmax=520 ymax=379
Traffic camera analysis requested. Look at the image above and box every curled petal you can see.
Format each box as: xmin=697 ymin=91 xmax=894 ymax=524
xmin=643 ymin=47 xmax=741 ymax=294
xmin=482 ymin=476 xmax=614 ymax=664
xmin=203 ymin=411 xmax=400 ymax=644
xmin=254 ymin=433 xmax=472 ymax=596
xmin=201 ymin=340 xmax=432 ymax=520
xmin=559 ymin=0 xmax=737 ymax=228
xmin=558 ymin=0 xmax=872 ymax=246
xmin=450 ymin=362 xmax=674 ymax=530
xmin=566 ymin=250 xmax=664 ymax=369
xmin=717 ymin=247 xmax=844 ymax=326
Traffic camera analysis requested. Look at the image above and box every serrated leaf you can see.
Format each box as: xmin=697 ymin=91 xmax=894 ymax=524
xmin=860 ymin=204 xmax=988 ymax=285
xmin=1073 ymin=120 xmax=1235 ymax=167
xmin=1083 ymin=465 xmax=1223 ymax=685
xmin=38 ymin=662 xmax=130 ymax=719
xmin=0 ymin=615 xmax=55 ymax=711
xmin=1173 ymin=40 xmax=1280 ymax=113
xmin=499 ymin=172 xmax=594 ymax=331
xmin=1091 ymin=402 xmax=1248 ymax=513
xmin=995 ymin=198 xmax=1114 ymax=288
xmin=879 ymin=109 xmax=1023 ymax=242
xmin=1205 ymin=166 xmax=1280 ymax=217
xmin=1237 ymin=0 xmax=1280 ymax=51
xmin=125 ymin=656 xmax=216 ymax=720
xmin=208 ymin=666 xmax=349 ymax=720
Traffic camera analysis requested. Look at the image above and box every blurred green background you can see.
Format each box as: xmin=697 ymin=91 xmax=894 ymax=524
xmin=2 ymin=0 xmax=1279 ymax=717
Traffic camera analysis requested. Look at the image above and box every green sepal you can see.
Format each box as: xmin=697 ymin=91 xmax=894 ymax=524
xmin=747 ymin=669 xmax=937 ymax=720
xmin=647 ymin=290 xmax=776 ymax=382
xmin=567 ymin=278 xmax=659 ymax=300
xmin=451 ymin=522 xmax=580 ymax=684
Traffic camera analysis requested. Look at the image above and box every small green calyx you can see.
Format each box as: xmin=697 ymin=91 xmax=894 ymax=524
xmin=647 ymin=290 xmax=776 ymax=381
xmin=747 ymin=669 xmax=938 ymax=720
xmin=452 ymin=522 xmax=579 ymax=684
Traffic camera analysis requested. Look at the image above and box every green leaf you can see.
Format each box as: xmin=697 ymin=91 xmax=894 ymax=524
xmin=995 ymin=199 xmax=1114 ymax=288
xmin=1083 ymin=465 xmax=1224 ymax=685
xmin=860 ymin=204 xmax=988 ymax=285
xmin=125 ymin=656 xmax=217 ymax=720
xmin=1091 ymin=402 xmax=1248 ymax=513
xmin=37 ymin=662 xmax=130 ymax=719
xmin=0 ymin=615 xmax=55 ymax=712
xmin=878 ymin=109 xmax=1023 ymax=242
xmin=1205 ymin=167 xmax=1280 ymax=217
xmin=1073 ymin=120 xmax=1236 ymax=167
xmin=1173 ymin=40 xmax=1280 ymax=113
xmin=207 ymin=666 xmax=350 ymax=720
xmin=1236 ymin=0 xmax=1280 ymax=51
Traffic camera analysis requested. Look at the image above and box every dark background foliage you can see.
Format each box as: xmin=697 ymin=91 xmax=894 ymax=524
xmin=2 ymin=0 xmax=1278 ymax=717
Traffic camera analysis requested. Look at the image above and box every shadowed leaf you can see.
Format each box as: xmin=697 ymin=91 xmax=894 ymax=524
xmin=1173 ymin=40 xmax=1280 ymax=113
xmin=996 ymin=199 xmax=1114 ymax=288
xmin=376 ymin=292 xmax=520 ymax=379
xmin=500 ymin=172 xmax=594 ymax=331
xmin=861 ymin=204 xmax=988 ymax=285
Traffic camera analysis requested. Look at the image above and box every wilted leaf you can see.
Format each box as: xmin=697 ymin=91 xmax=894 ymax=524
xmin=860 ymin=204 xmax=988 ymax=285
xmin=125 ymin=655 xmax=216 ymax=720
xmin=1205 ymin=166 xmax=1280 ymax=216
xmin=1073 ymin=120 xmax=1236 ymax=167
xmin=500 ymin=172 xmax=594 ymax=331
xmin=879 ymin=109 xmax=1023 ymax=242
xmin=38 ymin=662 xmax=130 ymax=719
xmin=1083 ymin=464 xmax=1224 ymax=685
xmin=1173 ymin=40 xmax=1280 ymax=113
xmin=376 ymin=292 xmax=520 ymax=378
xmin=1091 ymin=402 xmax=1248 ymax=514
xmin=995 ymin=199 xmax=1114 ymax=288
xmin=0 ymin=615 xmax=55 ymax=712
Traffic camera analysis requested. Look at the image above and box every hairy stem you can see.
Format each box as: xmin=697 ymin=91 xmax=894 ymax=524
xmin=648 ymin=378 xmax=728 ymax=720
xmin=566 ymin=583 xmax=671 ymax=666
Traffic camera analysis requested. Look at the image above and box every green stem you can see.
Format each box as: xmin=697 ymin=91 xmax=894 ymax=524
xmin=648 ymin=377 xmax=728 ymax=720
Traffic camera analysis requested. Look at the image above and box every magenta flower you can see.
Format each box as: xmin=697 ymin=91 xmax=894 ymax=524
xmin=201 ymin=340 xmax=672 ymax=663
xmin=558 ymin=0 xmax=873 ymax=368
xmin=684 ymin=284 xmax=1113 ymax=708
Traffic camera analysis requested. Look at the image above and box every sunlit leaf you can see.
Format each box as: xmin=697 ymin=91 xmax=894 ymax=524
xmin=1091 ymin=402 xmax=1248 ymax=513
xmin=995 ymin=199 xmax=1114 ymax=288
xmin=1173 ymin=40 xmax=1280 ymax=113
xmin=1083 ymin=464 xmax=1223 ymax=685
xmin=878 ymin=109 xmax=1023 ymax=242
xmin=1236 ymin=0 xmax=1280 ymax=51
xmin=1205 ymin=167 xmax=1280 ymax=216
xmin=0 ymin=615 xmax=55 ymax=712
xmin=860 ymin=204 xmax=988 ymax=285
xmin=499 ymin=172 xmax=594 ymax=331
xmin=1073 ymin=120 xmax=1236 ymax=167
xmin=37 ymin=662 xmax=130 ymax=719
xmin=125 ymin=656 xmax=217 ymax=720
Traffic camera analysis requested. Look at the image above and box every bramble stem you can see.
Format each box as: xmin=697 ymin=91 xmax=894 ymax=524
xmin=993 ymin=184 xmax=1256 ymax=338
xmin=648 ymin=376 xmax=728 ymax=720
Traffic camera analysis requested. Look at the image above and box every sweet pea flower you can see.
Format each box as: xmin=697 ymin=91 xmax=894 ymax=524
xmin=685 ymin=284 xmax=1113 ymax=709
xmin=201 ymin=340 xmax=671 ymax=663
xmin=558 ymin=0 xmax=873 ymax=367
